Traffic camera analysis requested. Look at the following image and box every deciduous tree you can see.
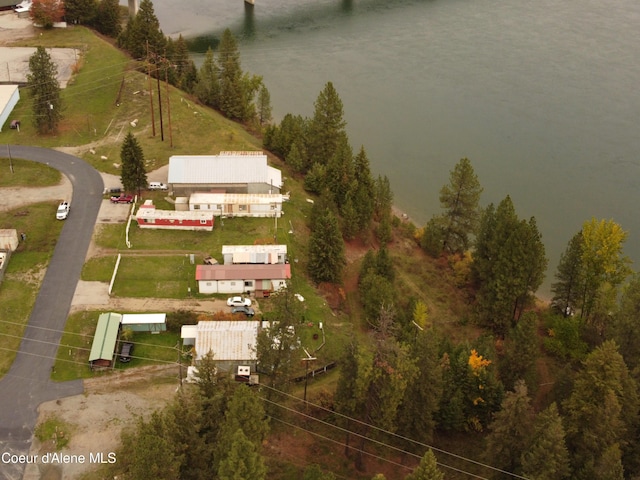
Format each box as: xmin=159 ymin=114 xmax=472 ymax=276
xmin=30 ymin=0 xmax=65 ymax=28
xmin=27 ymin=46 xmax=63 ymax=134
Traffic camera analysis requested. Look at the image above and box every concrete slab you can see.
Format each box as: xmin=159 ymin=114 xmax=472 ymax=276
xmin=0 ymin=46 xmax=77 ymax=87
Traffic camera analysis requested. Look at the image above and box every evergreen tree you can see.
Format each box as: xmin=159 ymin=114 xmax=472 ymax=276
xmin=373 ymin=174 xmax=393 ymax=221
xmin=306 ymin=82 xmax=348 ymax=166
xmin=257 ymin=83 xmax=272 ymax=125
xmin=194 ymin=47 xmax=219 ymax=108
xmin=27 ymin=46 xmax=63 ymax=134
xmin=325 ymin=136 xmax=354 ymax=209
xmin=520 ymin=402 xmax=571 ymax=480
xmin=255 ymin=289 xmax=302 ymax=400
xmin=485 ymin=380 xmax=534 ymax=476
xmin=396 ymin=330 xmax=443 ymax=449
xmin=218 ymin=29 xmax=245 ymax=120
xmin=307 ymin=205 xmax=346 ymax=284
xmin=352 ymin=146 xmax=376 ymax=231
xmin=438 ymin=157 xmax=483 ymax=255
xmin=564 ymin=341 xmax=638 ymax=479
xmin=120 ymin=131 xmax=147 ymax=194
xmin=404 ymin=450 xmax=444 ymax=480
xmin=611 ymin=274 xmax=640 ymax=371
xmin=95 ymin=0 xmax=121 ymax=37
xmin=171 ymin=35 xmax=197 ymax=92
xmin=472 ymin=196 xmax=547 ymax=335
xmin=217 ymin=429 xmax=267 ymax=480
xmin=303 ymin=464 xmax=336 ymax=480
xmin=551 ymin=230 xmax=584 ymax=316
xmin=420 ymin=216 xmax=447 ymax=258
xmin=121 ymin=411 xmax=181 ymax=480
xmin=286 ymin=139 xmax=306 ymax=173
xmin=118 ymin=0 xmax=165 ymax=60
xmin=498 ymin=312 xmax=538 ymax=390
xmin=64 ymin=0 xmax=96 ymax=25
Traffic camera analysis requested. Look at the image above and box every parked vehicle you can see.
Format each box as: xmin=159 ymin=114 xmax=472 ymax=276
xmin=231 ymin=306 xmax=255 ymax=317
xmin=56 ymin=201 xmax=70 ymax=220
xmin=227 ymin=296 xmax=252 ymax=307
xmin=148 ymin=182 xmax=168 ymax=190
xmin=110 ymin=194 xmax=134 ymax=204
xmin=119 ymin=342 xmax=133 ymax=362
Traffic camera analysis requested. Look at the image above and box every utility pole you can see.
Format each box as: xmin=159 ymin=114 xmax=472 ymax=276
xmin=301 ymin=348 xmax=316 ymax=406
xmin=146 ymin=41 xmax=156 ymax=137
xmin=164 ymin=61 xmax=173 ymax=148
xmin=156 ymin=63 xmax=164 ymax=141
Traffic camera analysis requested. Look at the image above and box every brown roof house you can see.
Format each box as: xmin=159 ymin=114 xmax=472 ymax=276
xmin=195 ymin=263 xmax=291 ymax=295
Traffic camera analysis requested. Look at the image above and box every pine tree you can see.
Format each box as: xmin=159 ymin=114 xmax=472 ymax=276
xmin=120 ymin=131 xmax=147 ymax=194
xmin=325 ymin=136 xmax=354 ymax=209
xmin=564 ymin=341 xmax=638 ymax=479
xmin=498 ymin=312 xmax=538 ymax=390
xmin=521 ymin=403 xmax=571 ymax=480
xmin=27 ymin=46 xmax=63 ymax=134
xmin=485 ymin=380 xmax=534 ymax=475
xmin=119 ymin=0 xmax=165 ymax=60
xmin=95 ymin=0 xmax=121 ymax=37
xmin=172 ymin=35 xmax=197 ymax=92
xmin=352 ymin=146 xmax=376 ymax=231
xmin=551 ymin=230 xmax=584 ymax=316
xmin=439 ymin=157 xmax=483 ymax=254
xmin=307 ymin=205 xmax=346 ymax=284
xmin=217 ymin=429 xmax=267 ymax=480
xmin=404 ymin=450 xmax=444 ymax=480
xmin=218 ymin=29 xmax=245 ymax=121
xmin=306 ymin=82 xmax=348 ymax=167
xmin=611 ymin=274 xmax=640 ymax=371
xmin=194 ymin=47 xmax=219 ymax=108
xmin=257 ymin=84 xmax=272 ymax=125
xmin=64 ymin=0 xmax=96 ymax=25
xmin=472 ymin=196 xmax=546 ymax=335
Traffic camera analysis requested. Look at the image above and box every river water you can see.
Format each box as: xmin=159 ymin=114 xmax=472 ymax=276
xmin=150 ymin=0 xmax=640 ymax=294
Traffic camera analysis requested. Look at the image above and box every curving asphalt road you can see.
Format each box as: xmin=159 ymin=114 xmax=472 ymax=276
xmin=0 ymin=146 xmax=103 ymax=480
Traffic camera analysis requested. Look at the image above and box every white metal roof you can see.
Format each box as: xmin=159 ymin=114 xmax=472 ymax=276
xmin=193 ymin=321 xmax=259 ymax=361
xmin=136 ymin=205 xmax=214 ymax=221
xmin=222 ymin=244 xmax=287 ymax=255
xmin=168 ymin=152 xmax=282 ymax=188
xmin=189 ymin=192 xmax=285 ymax=205
xmin=121 ymin=313 xmax=166 ymax=325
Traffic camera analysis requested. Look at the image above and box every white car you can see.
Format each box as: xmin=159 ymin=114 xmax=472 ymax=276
xmin=227 ymin=296 xmax=252 ymax=307
xmin=56 ymin=201 xmax=70 ymax=220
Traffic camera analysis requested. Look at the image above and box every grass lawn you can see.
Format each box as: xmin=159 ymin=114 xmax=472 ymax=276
xmin=53 ymin=310 xmax=181 ymax=381
xmin=0 ymin=158 xmax=61 ymax=187
xmin=111 ymin=255 xmax=196 ymax=298
xmin=0 ymin=202 xmax=64 ymax=376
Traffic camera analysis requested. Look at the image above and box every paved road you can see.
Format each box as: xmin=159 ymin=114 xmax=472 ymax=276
xmin=0 ymin=146 xmax=103 ymax=480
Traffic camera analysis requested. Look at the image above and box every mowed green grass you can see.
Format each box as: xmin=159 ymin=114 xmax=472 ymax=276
xmin=0 ymin=202 xmax=64 ymax=376
xmin=52 ymin=310 xmax=180 ymax=381
xmin=0 ymin=158 xmax=61 ymax=187
xmin=111 ymin=255 xmax=197 ymax=298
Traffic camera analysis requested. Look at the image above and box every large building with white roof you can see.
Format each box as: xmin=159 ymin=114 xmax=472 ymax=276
xmin=167 ymin=151 xmax=283 ymax=196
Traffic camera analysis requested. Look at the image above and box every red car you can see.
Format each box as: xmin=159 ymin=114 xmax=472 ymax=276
xmin=110 ymin=194 xmax=134 ymax=204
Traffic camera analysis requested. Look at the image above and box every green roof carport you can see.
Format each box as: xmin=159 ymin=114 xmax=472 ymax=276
xmin=89 ymin=312 xmax=122 ymax=368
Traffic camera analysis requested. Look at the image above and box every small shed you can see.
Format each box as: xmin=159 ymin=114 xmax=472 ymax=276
xmin=121 ymin=313 xmax=167 ymax=333
xmin=89 ymin=312 xmax=122 ymax=369
xmin=0 ymin=229 xmax=19 ymax=251
xmin=0 ymin=85 xmax=19 ymax=132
